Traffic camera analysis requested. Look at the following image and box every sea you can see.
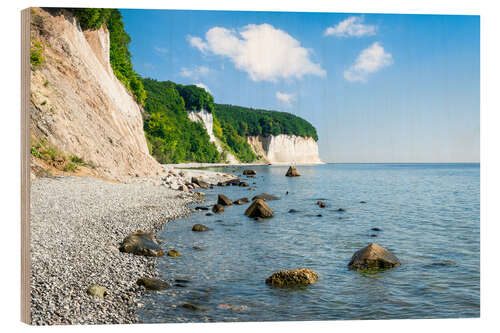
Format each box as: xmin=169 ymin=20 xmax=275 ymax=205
xmin=138 ymin=163 xmax=480 ymax=323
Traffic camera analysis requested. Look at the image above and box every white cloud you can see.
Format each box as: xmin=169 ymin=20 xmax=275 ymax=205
xmin=180 ymin=66 xmax=211 ymax=80
xmin=188 ymin=24 xmax=326 ymax=82
xmin=324 ymin=16 xmax=377 ymax=38
xmin=154 ymin=46 xmax=168 ymax=54
xmin=194 ymin=82 xmax=211 ymax=93
xmin=276 ymin=92 xmax=295 ymax=106
xmin=344 ymin=42 xmax=393 ymax=82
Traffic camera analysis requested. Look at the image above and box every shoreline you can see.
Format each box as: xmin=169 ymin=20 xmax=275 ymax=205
xmin=164 ymin=161 xmax=325 ymax=169
xmin=29 ymin=168 xmax=235 ymax=325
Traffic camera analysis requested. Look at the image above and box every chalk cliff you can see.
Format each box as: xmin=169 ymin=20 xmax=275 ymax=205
xmin=29 ymin=8 xmax=162 ymax=180
xmin=247 ymin=135 xmax=322 ymax=165
xmin=187 ymin=109 xmax=239 ymax=164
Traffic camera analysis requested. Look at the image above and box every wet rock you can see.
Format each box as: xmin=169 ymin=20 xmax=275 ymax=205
xmin=217 ymin=194 xmax=233 ymax=206
xmin=288 ymin=209 xmax=299 ymax=213
xmin=317 ymin=200 xmax=326 ymax=208
xmin=167 ymin=249 xmax=181 ymax=257
xmin=371 ymin=227 xmax=381 ymax=231
xmin=191 ymin=177 xmax=210 ymax=189
xmin=136 ymin=277 xmax=171 ymax=291
xmin=316 ymin=214 xmax=322 ymax=217
xmin=425 ymin=261 xmax=457 ymax=267
xmin=245 ymin=199 xmax=274 ymax=218
xmin=252 ymin=193 xmax=279 ymax=201
xmin=195 ymin=206 xmax=209 ymax=211
xmin=243 ymin=169 xmax=257 ymax=175
xmin=212 ymin=204 xmax=225 ymax=213
xmin=360 ymin=201 xmax=367 ymax=204
xmin=234 ymin=197 xmax=250 ymax=205
xmin=119 ymin=230 xmax=164 ymax=257
xmin=370 ymin=234 xmax=377 ymax=237
xmin=86 ymin=285 xmax=107 ymax=298
xmin=285 ymin=166 xmax=300 ymax=177
xmin=205 ymin=212 xmax=213 ymax=216
xmin=239 ymin=181 xmax=249 ymax=187
xmin=348 ymin=243 xmax=401 ymax=271
xmin=217 ymin=303 xmax=248 ymax=311
xmin=248 ymin=187 xmax=255 ymax=191
xmin=265 ymin=268 xmax=318 ymax=287
xmin=182 ymin=303 xmax=200 ymax=311
xmin=174 ymin=279 xmax=190 ymax=283
xmin=192 ymin=224 xmax=209 ymax=232
xmin=192 ymin=246 xmax=205 ymax=251
xmin=336 ymin=208 xmax=345 ymax=212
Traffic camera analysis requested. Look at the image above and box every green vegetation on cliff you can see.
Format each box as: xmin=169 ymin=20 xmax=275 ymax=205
xmin=214 ymin=104 xmax=319 ymax=141
xmin=68 ymin=8 xmax=146 ymax=104
xmin=142 ymin=79 xmax=220 ymax=163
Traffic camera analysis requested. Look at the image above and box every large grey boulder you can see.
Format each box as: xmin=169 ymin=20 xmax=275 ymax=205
xmin=348 ymin=243 xmax=401 ymax=270
xmin=119 ymin=230 xmax=164 ymax=257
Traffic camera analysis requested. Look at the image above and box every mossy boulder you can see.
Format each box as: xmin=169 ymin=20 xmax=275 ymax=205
xmin=265 ymin=268 xmax=318 ymax=287
xmin=245 ymin=199 xmax=274 ymax=218
xmin=119 ymin=230 xmax=163 ymax=257
xmin=348 ymin=243 xmax=401 ymax=271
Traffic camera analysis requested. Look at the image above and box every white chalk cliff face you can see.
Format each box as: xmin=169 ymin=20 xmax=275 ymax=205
xmin=30 ymin=8 xmax=162 ymax=180
xmin=247 ymin=135 xmax=322 ymax=164
xmin=186 ymin=109 xmax=239 ymax=164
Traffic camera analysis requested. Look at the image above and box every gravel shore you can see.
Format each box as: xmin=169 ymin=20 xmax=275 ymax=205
xmin=29 ymin=175 xmax=205 ymax=325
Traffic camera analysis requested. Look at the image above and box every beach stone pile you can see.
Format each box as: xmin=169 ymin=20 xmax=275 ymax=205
xmin=29 ymin=176 xmax=199 ymax=325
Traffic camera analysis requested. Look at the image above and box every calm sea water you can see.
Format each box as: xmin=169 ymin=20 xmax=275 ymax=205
xmin=138 ymin=163 xmax=480 ymax=323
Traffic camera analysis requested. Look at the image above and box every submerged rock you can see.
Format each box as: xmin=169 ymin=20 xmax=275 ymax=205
xmin=119 ymin=230 xmax=164 ymax=257
xmin=317 ymin=200 xmax=326 ymax=208
xmin=265 ymin=268 xmax=318 ymax=287
xmin=167 ymin=249 xmax=181 ymax=257
xmin=192 ymin=246 xmax=205 ymax=251
xmin=245 ymin=199 xmax=274 ymax=218
xmin=239 ymin=181 xmax=249 ymax=187
xmin=192 ymin=224 xmax=210 ymax=232
xmin=285 ymin=166 xmax=300 ymax=177
xmin=360 ymin=201 xmax=367 ymax=204
xmin=288 ymin=209 xmax=299 ymax=213
xmin=243 ymin=169 xmax=257 ymax=175
xmin=212 ymin=204 xmax=225 ymax=213
xmin=336 ymin=208 xmax=345 ymax=212
xmin=371 ymin=227 xmax=381 ymax=231
xmin=234 ymin=197 xmax=250 ymax=205
xmin=217 ymin=194 xmax=233 ymax=206
xmin=182 ymin=303 xmax=200 ymax=311
xmin=252 ymin=193 xmax=279 ymax=201
xmin=87 ymin=285 xmax=107 ymax=298
xmin=137 ymin=277 xmax=171 ymax=291
xmin=348 ymin=243 xmax=401 ymax=271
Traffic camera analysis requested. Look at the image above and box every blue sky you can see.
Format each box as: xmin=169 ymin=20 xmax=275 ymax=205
xmin=121 ymin=10 xmax=479 ymax=163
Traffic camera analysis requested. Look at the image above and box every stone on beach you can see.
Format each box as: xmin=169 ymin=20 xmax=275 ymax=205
xmin=252 ymin=193 xmax=279 ymax=201
xmin=136 ymin=277 xmax=171 ymax=291
xmin=217 ymin=194 xmax=233 ymax=206
xmin=87 ymin=285 xmax=108 ymax=298
xmin=191 ymin=176 xmax=210 ymax=189
xmin=192 ymin=224 xmax=210 ymax=232
xmin=348 ymin=243 xmax=401 ymax=271
xmin=212 ymin=204 xmax=225 ymax=213
xmin=285 ymin=166 xmax=300 ymax=177
xmin=119 ymin=230 xmax=164 ymax=257
xmin=245 ymin=199 xmax=274 ymax=218
xmin=265 ymin=268 xmax=318 ymax=287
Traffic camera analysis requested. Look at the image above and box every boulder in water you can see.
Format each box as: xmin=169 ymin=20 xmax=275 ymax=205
xmin=239 ymin=181 xmax=249 ymax=187
xmin=192 ymin=224 xmax=210 ymax=232
xmin=317 ymin=200 xmax=326 ymax=208
xmin=252 ymin=193 xmax=279 ymax=201
xmin=212 ymin=204 xmax=225 ymax=213
xmin=348 ymin=243 xmax=401 ymax=270
xmin=137 ymin=277 xmax=171 ymax=291
xmin=234 ymin=197 xmax=250 ymax=205
xmin=285 ymin=166 xmax=300 ymax=177
xmin=119 ymin=230 xmax=164 ymax=257
xmin=217 ymin=194 xmax=233 ymax=206
xmin=265 ymin=268 xmax=318 ymax=287
xmin=243 ymin=169 xmax=257 ymax=175
xmin=245 ymin=199 xmax=274 ymax=218
xmin=167 ymin=249 xmax=181 ymax=257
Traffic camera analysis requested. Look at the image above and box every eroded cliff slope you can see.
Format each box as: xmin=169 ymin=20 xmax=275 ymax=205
xmin=247 ymin=135 xmax=322 ymax=164
xmin=30 ymin=8 xmax=162 ymax=180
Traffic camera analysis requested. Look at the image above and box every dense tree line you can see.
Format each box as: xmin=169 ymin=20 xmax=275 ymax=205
xmin=67 ymin=8 xmax=146 ymax=104
xmin=214 ymin=104 xmax=319 ymax=141
xmin=142 ymin=79 xmax=220 ymax=163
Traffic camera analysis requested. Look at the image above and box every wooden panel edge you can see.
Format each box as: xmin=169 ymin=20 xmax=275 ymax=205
xmin=21 ymin=7 xmax=31 ymax=325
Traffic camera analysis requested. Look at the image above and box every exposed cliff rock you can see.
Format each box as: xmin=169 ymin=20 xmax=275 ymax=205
xmin=247 ymin=134 xmax=322 ymax=165
xmin=30 ymin=8 xmax=162 ymax=180
xmin=187 ymin=109 xmax=239 ymax=163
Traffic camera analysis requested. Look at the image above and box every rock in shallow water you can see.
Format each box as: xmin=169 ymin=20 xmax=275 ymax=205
xmin=167 ymin=249 xmax=181 ymax=257
xmin=252 ymin=193 xmax=279 ymax=201
xmin=266 ymin=268 xmax=318 ymax=287
xmin=245 ymin=199 xmax=274 ymax=218
xmin=243 ymin=169 xmax=257 ymax=175
xmin=119 ymin=230 xmax=164 ymax=257
xmin=348 ymin=243 xmax=400 ymax=271
xmin=285 ymin=166 xmax=300 ymax=177
xmin=192 ymin=224 xmax=210 ymax=232
xmin=234 ymin=197 xmax=250 ymax=205
xmin=217 ymin=194 xmax=233 ymax=206
xmin=136 ymin=277 xmax=171 ymax=291
xmin=212 ymin=204 xmax=225 ymax=213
